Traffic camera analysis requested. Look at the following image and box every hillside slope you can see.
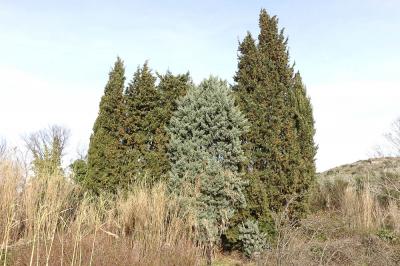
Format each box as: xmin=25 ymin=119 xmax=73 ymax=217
xmin=318 ymin=157 xmax=400 ymax=183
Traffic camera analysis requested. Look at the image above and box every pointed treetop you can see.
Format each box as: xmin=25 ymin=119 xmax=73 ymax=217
xmin=103 ymin=57 xmax=125 ymax=96
xmin=240 ymin=31 xmax=257 ymax=51
xmin=258 ymin=9 xmax=279 ymax=49
xmin=257 ymin=9 xmax=293 ymax=85
xmin=234 ymin=32 xmax=259 ymax=87
xmin=86 ymin=57 xmax=126 ymax=193
xmin=125 ymin=61 xmax=157 ymax=96
xmin=110 ymin=56 xmax=125 ymax=78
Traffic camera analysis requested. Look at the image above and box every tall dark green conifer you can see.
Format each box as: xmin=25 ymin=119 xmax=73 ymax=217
xmin=256 ymin=9 xmax=302 ymax=215
xmin=230 ymin=9 xmax=316 ymax=246
xmin=291 ymin=72 xmax=317 ymax=215
xmin=86 ymin=57 xmax=126 ymax=193
xmin=122 ymin=65 xmax=191 ymax=185
xmin=229 ymin=32 xmax=274 ymax=242
xmin=154 ymin=71 xmax=191 ymax=179
xmin=123 ymin=62 xmax=159 ymax=183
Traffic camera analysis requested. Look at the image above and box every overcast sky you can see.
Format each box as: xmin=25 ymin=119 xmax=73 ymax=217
xmin=0 ymin=0 xmax=399 ymax=171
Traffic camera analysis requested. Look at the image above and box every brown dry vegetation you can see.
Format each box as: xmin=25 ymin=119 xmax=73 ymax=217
xmin=253 ymin=157 xmax=400 ymax=266
xmin=2 ymin=155 xmax=400 ymax=265
xmin=215 ymin=157 xmax=400 ymax=265
xmin=0 ymin=157 xmax=202 ymax=265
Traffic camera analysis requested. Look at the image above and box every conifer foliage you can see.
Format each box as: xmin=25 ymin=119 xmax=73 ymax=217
xmin=153 ymin=71 xmax=191 ymax=179
xmin=167 ymin=77 xmax=248 ymax=249
xmin=291 ymin=73 xmax=317 ymax=214
xmin=86 ymin=58 xmax=126 ymax=193
xmin=123 ymin=62 xmax=159 ymax=183
xmin=168 ymin=77 xmax=248 ymax=187
xmin=232 ymin=9 xmax=316 ymax=240
xmin=122 ymin=65 xmax=191 ymax=184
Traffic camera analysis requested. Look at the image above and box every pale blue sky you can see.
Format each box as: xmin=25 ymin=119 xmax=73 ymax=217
xmin=1 ymin=0 xmax=399 ymax=171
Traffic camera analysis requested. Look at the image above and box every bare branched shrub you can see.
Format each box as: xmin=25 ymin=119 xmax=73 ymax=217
xmin=23 ymin=125 xmax=70 ymax=176
xmin=385 ymin=117 xmax=400 ymax=155
xmin=0 ymin=138 xmax=6 ymax=159
xmin=24 ymin=125 xmax=69 ymax=159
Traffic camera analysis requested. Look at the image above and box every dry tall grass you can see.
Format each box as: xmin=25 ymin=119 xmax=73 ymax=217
xmin=0 ymin=158 xmax=203 ymax=265
xmin=257 ymin=169 xmax=400 ymax=266
xmin=312 ymin=170 xmax=400 ymax=235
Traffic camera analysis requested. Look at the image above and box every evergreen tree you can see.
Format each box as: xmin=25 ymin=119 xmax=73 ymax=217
xmin=227 ymin=32 xmax=274 ymax=246
xmin=153 ymin=71 xmax=191 ymax=179
xmin=168 ymin=77 xmax=248 ymax=186
xmin=256 ymin=9 xmax=302 ymax=216
xmin=122 ymin=65 xmax=191 ymax=185
xmin=86 ymin=58 xmax=126 ymax=193
xmin=230 ymin=9 xmax=316 ymax=246
xmin=70 ymin=158 xmax=87 ymax=184
xmin=158 ymin=71 xmax=191 ymax=117
xmin=291 ymin=72 xmax=317 ymax=215
xmin=167 ymin=77 xmax=248 ymax=260
xmin=123 ymin=62 xmax=160 ymax=183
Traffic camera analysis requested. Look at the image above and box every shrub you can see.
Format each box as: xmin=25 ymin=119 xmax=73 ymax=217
xmin=238 ymin=220 xmax=269 ymax=258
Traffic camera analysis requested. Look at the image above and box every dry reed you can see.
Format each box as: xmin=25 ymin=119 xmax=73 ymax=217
xmin=0 ymin=157 xmax=202 ymax=265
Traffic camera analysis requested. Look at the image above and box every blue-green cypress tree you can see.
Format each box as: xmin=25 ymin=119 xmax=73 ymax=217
xmin=167 ymin=77 xmax=248 ymax=257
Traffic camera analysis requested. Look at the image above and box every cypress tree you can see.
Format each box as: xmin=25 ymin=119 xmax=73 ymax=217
xmin=158 ymin=71 xmax=191 ymax=116
xmin=86 ymin=57 xmax=126 ymax=193
xmin=227 ymin=32 xmax=274 ymax=245
xmin=230 ymin=9 xmax=316 ymax=246
xmin=291 ymin=72 xmax=317 ymax=215
xmin=154 ymin=71 xmax=191 ymax=179
xmin=256 ymin=9 xmax=302 ymax=215
xmin=122 ymin=65 xmax=191 ymax=185
xmin=70 ymin=158 xmax=87 ymax=184
xmin=123 ymin=62 xmax=159 ymax=183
